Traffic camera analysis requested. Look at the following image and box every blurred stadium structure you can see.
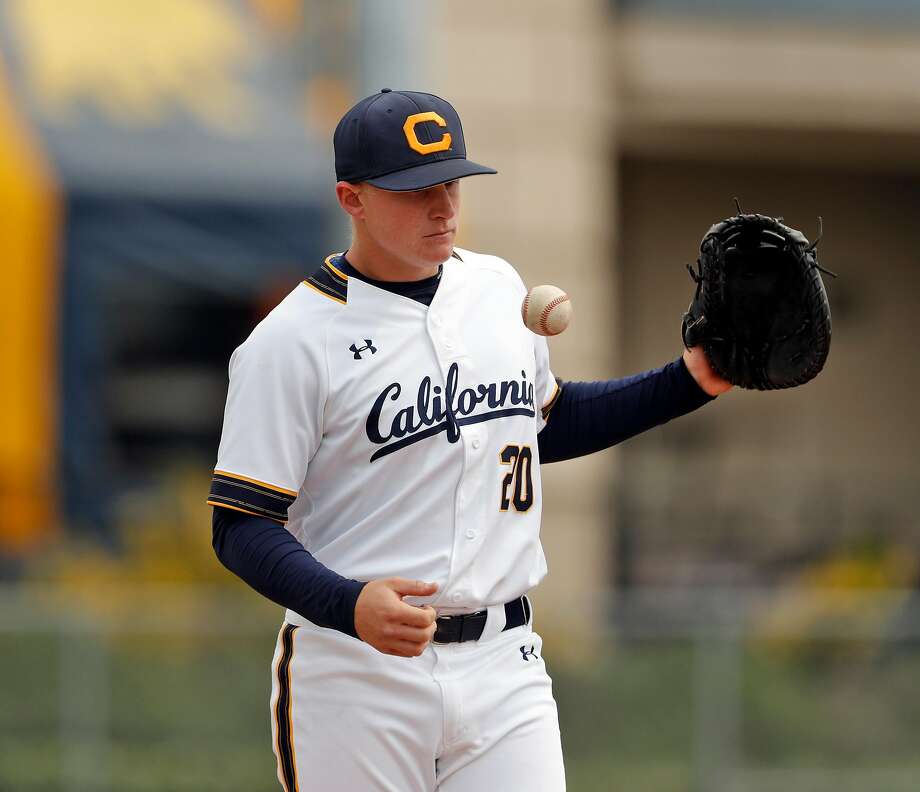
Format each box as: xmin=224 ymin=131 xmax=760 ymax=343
xmin=0 ymin=0 xmax=917 ymax=789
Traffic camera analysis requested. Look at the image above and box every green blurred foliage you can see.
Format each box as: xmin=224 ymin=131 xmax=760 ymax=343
xmin=4 ymin=629 xmax=920 ymax=791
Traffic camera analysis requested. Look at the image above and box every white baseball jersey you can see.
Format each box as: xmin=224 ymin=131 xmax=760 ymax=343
xmin=208 ymin=247 xmax=559 ymax=621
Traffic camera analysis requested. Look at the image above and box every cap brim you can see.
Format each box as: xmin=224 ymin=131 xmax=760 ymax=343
xmin=365 ymin=158 xmax=497 ymax=192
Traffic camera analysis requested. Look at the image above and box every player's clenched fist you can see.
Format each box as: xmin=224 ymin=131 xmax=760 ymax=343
xmin=354 ymin=578 xmax=438 ymax=657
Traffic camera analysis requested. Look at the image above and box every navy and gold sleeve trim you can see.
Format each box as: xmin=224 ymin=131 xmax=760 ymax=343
xmin=542 ymin=379 xmax=563 ymax=421
xmin=303 ymin=255 xmax=348 ymax=305
xmin=207 ymin=470 xmax=297 ymax=524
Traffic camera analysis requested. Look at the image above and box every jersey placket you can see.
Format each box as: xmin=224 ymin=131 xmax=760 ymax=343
xmin=426 ymin=266 xmax=480 ymax=611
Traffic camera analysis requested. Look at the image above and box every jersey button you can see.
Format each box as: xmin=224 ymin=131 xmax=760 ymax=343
xmin=450 ymin=592 xmax=463 ymax=603
xmin=471 ymin=438 xmax=481 ymax=450
xmin=465 ymin=529 xmax=477 ymax=540
xmin=444 ymin=338 xmax=455 ymax=350
xmin=431 ymin=315 xmax=442 ymax=326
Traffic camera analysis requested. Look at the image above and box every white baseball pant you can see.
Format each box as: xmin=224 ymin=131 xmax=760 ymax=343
xmin=269 ymin=607 xmax=566 ymax=791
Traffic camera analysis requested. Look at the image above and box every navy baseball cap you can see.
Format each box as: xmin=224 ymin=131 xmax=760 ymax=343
xmin=333 ymin=89 xmax=497 ymax=191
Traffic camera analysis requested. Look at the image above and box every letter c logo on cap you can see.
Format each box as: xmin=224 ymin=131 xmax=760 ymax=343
xmin=403 ymin=112 xmax=452 ymax=155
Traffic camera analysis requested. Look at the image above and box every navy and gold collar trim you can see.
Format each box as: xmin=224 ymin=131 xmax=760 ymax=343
xmin=303 ymin=256 xmax=348 ymax=305
xmin=305 ymin=251 xmax=462 ymax=305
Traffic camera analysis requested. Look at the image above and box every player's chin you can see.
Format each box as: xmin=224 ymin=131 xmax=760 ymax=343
xmin=420 ymin=231 xmax=455 ymax=261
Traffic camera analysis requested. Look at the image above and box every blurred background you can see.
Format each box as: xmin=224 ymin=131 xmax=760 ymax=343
xmin=1 ymin=0 xmax=918 ymax=789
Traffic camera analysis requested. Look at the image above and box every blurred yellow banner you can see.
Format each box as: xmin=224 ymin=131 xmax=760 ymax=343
xmin=0 ymin=51 xmax=59 ymax=552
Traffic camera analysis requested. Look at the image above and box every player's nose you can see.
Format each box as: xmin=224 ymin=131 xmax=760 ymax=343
xmin=427 ymin=183 xmax=457 ymax=220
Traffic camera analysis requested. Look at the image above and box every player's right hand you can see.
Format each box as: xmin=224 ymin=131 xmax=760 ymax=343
xmin=354 ymin=577 xmax=438 ymax=658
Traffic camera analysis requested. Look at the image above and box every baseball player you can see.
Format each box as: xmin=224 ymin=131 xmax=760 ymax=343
xmin=209 ymin=89 xmax=731 ymax=791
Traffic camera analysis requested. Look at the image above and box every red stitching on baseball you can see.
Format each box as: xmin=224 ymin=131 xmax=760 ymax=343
xmin=539 ymin=294 xmax=568 ymax=335
xmin=522 ymin=293 xmax=531 ymax=324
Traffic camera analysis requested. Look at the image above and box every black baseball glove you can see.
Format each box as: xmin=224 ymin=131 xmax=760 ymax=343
xmin=681 ymin=201 xmax=836 ymax=390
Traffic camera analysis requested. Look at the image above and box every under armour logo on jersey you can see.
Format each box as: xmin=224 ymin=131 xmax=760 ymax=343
xmin=520 ymin=645 xmax=539 ymax=662
xmin=349 ymin=340 xmax=377 ymax=360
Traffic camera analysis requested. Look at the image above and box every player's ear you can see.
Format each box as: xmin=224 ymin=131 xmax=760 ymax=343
xmin=336 ymin=181 xmax=365 ymax=220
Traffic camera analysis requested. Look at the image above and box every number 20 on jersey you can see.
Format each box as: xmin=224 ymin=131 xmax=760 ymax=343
xmin=499 ymin=444 xmax=533 ymax=512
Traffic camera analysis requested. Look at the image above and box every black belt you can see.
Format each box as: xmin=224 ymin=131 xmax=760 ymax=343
xmin=433 ymin=596 xmax=531 ymax=644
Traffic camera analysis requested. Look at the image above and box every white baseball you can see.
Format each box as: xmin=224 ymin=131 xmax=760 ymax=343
xmin=521 ymin=284 xmax=572 ymax=337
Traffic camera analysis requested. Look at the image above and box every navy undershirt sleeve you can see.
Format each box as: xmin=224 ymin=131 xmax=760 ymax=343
xmin=212 ymin=507 xmax=366 ymax=638
xmin=537 ymin=356 xmax=716 ymax=463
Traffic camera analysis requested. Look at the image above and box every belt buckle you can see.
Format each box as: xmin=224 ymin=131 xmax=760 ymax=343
xmin=433 ymin=614 xmax=459 ymax=645
xmin=433 ymin=610 xmax=487 ymax=644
